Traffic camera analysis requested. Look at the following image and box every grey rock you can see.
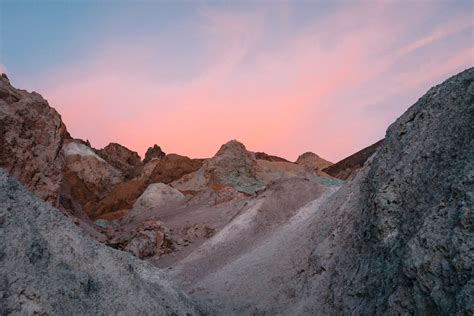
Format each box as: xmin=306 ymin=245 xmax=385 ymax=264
xmin=298 ymin=67 xmax=474 ymax=315
xmin=0 ymin=169 xmax=203 ymax=315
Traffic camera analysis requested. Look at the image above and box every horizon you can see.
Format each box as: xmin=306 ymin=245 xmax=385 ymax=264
xmin=1 ymin=0 xmax=473 ymax=161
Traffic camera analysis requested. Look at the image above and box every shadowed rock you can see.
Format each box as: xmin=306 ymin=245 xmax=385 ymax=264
xmin=323 ymin=139 xmax=384 ymax=180
xmin=0 ymin=169 xmax=204 ymax=315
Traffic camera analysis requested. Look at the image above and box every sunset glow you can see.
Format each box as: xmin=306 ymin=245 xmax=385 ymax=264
xmin=2 ymin=1 xmax=473 ymax=161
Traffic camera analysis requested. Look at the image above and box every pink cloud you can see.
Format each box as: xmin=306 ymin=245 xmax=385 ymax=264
xmin=37 ymin=3 xmax=474 ymax=162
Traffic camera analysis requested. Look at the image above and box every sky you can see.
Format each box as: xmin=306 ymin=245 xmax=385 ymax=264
xmin=1 ymin=0 xmax=473 ymax=162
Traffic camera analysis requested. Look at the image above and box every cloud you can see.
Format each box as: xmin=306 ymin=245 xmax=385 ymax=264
xmin=34 ymin=2 xmax=474 ymax=161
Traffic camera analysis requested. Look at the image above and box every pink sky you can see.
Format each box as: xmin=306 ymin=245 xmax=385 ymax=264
xmin=8 ymin=1 xmax=473 ymax=162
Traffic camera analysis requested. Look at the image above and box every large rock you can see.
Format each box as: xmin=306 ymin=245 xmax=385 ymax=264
xmin=133 ymin=183 xmax=186 ymax=212
xmin=0 ymin=73 xmax=70 ymax=206
xmin=149 ymin=154 xmax=203 ymax=184
xmin=296 ymin=68 xmax=474 ymax=314
xmin=295 ymin=152 xmax=333 ymax=176
xmin=143 ymin=144 xmax=166 ymax=163
xmin=0 ymin=169 xmax=203 ymax=315
xmin=61 ymin=140 xmax=123 ymax=219
xmin=96 ymin=142 xmax=142 ymax=178
xmin=323 ymin=139 xmax=383 ymax=180
xmin=173 ymin=140 xmax=265 ymax=195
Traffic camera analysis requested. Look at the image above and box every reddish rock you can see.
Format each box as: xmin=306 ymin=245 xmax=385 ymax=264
xmin=0 ymin=73 xmax=70 ymax=206
xmin=149 ymin=154 xmax=203 ymax=184
xmin=96 ymin=143 xmax=142 ymax=178
xmin=61 ymin=139 xmax=123 ymax=219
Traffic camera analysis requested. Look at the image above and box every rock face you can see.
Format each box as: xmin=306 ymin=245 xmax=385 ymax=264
xmin=144 ymin=144 xmax=166 ymax=163
xmin=0 ymin=170 xmax=203 ymax=315
xmin=323 ymin=139 xmax=383 ymax=180
xmin=96 ymin=143 xmax=141 ymax=177
xmin=149 ymin=154 xmax=203 ymax=184
xmin=296 ymin=152 xmax=333 ymax=170
xmin=61 ymin=140 xmax=123 ymax=219
xmin=133 ymin=183 xmax=186 ymax=212
xmin=173 ymin=140 xmax=265 ymax=195
xmin=296 ymin=68 xmax=474 ymax=315
xmin=0 ymin=74 xmax=70 ymax=206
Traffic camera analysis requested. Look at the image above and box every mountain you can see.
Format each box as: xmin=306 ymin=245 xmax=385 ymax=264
xmin=0 ymin=73 xmax=70 ymax=206
xmin=0 ymin=67 xmax=472 ymax=314
xmin=170 ymin=67 xmax=474 ymax=314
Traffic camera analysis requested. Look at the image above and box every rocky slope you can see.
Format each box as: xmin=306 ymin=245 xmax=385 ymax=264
xmin=171 ymin=68 xmax=473 ymax=314
xmin=0 ymin=74 xmax=70 ymax=206
xmin=96 ymin=142 xmax=142 ymax=178
xmin=0 ymin=170 xmax=203 ymax=315
xmin=295 ymin=67 xmax=473 ymax=315
xmin=323 ymin=139 xmax=383 ymax=180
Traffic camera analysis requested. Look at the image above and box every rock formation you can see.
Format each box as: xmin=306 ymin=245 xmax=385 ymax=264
xmin=297 ymin=67 xmax=474 ymax=315
xmin=296 ymin=151 xmax=333 ymax=170
xmin=96 ymin=142 xmax=142 ymax=178
xmin=323 ymin=139 xmax=384 ymax=180
xmin=0 ymin=170 xmax=203 ymax=315
xmin=173 ymin=140 xmax=265 ymax=195
xmin=168 ymin=68 xmax=473 ymax=315
xmin=0 ymin=73 xmax=70 ymax=206
xmin=143 ymin=144 xmax=166 ymax=163
xmin=61 ymin=139 xmax=123 ymax=219
xmin=132 ymin=183 xmax=186 ymax=212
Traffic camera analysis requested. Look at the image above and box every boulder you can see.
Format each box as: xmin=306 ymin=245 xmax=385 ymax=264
xmin=133 ymin=183 xmax=186 ymax=211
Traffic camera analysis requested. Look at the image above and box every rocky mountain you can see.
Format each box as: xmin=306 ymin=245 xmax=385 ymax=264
xmin=144 ymin=144 xmax=166 ymax=163
xmin=96 ymin=142 xmax=142 ymax=178
xmin=170 ymin=68 xmax=474 ymax=314
xmin=0 ymin=170 xmax=203 ymax=315
xmin=292 ymin=67 xmax=474 ymax=315
xmin=0 ymin=74 xmax=70 ymax=206
xmin=296 ymin=151 xmax=333 ymax=176
xmin=323 ymin=139 xmax=384 ymax=180
xmin=0 ymin=68 xmax=471 ymax=315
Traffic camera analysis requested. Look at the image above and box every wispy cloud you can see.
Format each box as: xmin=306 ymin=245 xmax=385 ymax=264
xmin=34 ymin=2 xmax=473 ymax=161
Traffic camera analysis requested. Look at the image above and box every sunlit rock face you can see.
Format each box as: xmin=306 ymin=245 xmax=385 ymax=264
xmin=0 ymin=74 xmax=70 ymax=206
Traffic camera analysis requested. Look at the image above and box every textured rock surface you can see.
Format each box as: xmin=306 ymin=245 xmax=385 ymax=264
xmin=295 ymin=67 xmax=474 ymax=315
xmin=323 ymin=139 xmax=383 ymax=180
xmin=149 ymin=154 xmax=203 ymax=184
xmin=133 ymin=183 xmax=186 ymax=212
xmin=0 ymin=74 xmax=70 ymax=206
xmin=61 ymin=140 xmax=123 ymax=219
xmin=144 ymin=144 xmax=166 ymax=163
xmin=173 ymin=140 xmax=265 ymax=195
xmin=0 ymin=169 xmax=203 ymax=315
xmin=96 ymin=142 xmax=142 ymax=178
xmin=296 ymin=151 xmax=333 ymax=171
